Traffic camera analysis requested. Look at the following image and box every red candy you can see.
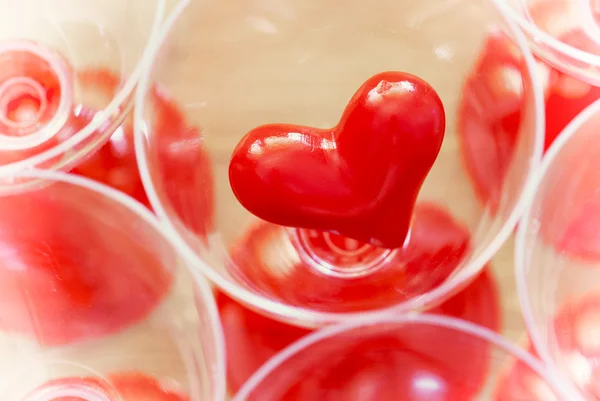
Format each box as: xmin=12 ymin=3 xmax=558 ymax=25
xmin=25 ymin=372 xmax=189 ymax=401
xmin=70 ymin=69 xmax=147 ymax=205
xmin=230 ymin=72 xmax=445 ymax=249
xmin=459 ymin=29 xmax=600 ymax=224
xmin=149 ymin=85 xmax=215 ymax=238
xmin=70 ymin=70 xmax=214 ymax=238
xmin=0 ymin=189 xmax=172 ymax=345
xmin=457 ymin=32 xmax=528 ymax=213
xmin=218 ymin=268 xmax=499 ymax=395
xmin=230 ymin=203 xmax=473 ymax=312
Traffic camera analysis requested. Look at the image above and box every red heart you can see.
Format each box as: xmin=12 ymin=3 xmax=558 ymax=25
xmin=229 ymin=72 xmax=445 ymax=249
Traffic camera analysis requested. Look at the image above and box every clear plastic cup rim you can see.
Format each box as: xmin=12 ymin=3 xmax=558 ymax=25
xmin=493 ymin=0 xmax=600 ymax=67
xmin=232 ymin=313 xmax=582 ymax=401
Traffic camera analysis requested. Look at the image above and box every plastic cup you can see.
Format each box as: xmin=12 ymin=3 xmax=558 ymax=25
xmin=516 ymin=97 xmax=600 ymax=400
xmin=134 ymin=0 xmax=544 ymax=326
xmin=232 ymin=314 xmax=579 ymax=400
xmin=0 ymin=169 xmax=226 ymax=401
xmin=0 ymin=0 xmax=165 ymax=190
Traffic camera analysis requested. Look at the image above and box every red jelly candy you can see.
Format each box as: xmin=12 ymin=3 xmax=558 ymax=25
xmin=229 ymin=72 xmax=445 ymax=249
xmin=72 ymin=70 xmax=215 ymax=239
xmin=545 ymin=74 xmax=600 ymax=151
xmin=150 ymin=85 xmax=215 ymax=238
xmin=457 ymin=31 xmax=532 ymax=213
xmin=0 ymin=191 xmax=172 ymax=345
xmin=458 ymin=30 xmax=600 ymax=217
xmin=218 ymin=268 xmax=499 ymax=395
xmin=458 ymin=30 xmax=600 ymax=260
xmin=70 ymin=69 xmax=148 ymax=205
xmin=25 ymin=372 xmax=189 ymax=401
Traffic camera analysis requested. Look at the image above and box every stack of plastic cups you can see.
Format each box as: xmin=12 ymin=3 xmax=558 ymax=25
xmin=495 ymin=0 xmax=600 ymax=399
xmin=0 ymin=1 xmax=226 ymax=400
xmin=3 ymin=0 xmax=596 ymax=399
xmin=132 ymin=0 xmax=577 ymax=399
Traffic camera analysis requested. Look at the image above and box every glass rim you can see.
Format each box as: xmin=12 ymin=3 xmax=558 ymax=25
xmin=0 ymin=0 xmax=167 ymax=175
xmin=0 ymin=167 xmax=228 ymax=401
xmin=232 ymin=313 xmax=582 ymax=401
xmin=493 ymin=0 xmax=600 ymax=67
xmin=515 ymin=95 xmax=600 ymax=384
xmin=134 ymin=0 xmax=545 ymax=326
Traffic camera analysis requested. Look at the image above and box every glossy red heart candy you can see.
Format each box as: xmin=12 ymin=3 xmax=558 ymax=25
xmin=229 ymin=72 xmax=445 ymax=249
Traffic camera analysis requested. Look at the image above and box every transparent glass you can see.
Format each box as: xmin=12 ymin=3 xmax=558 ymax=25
xmin=135 ymin=0 xmax=544 ymax=326
xmin=500 ymin=0 xmax=600 ymax=86
xmin=516 ymin=97 xmax=600 ymax=399
xmin=0 ymin=0 xmax=164 ymax=190
xmin=0 ymin=170 xmax=225 ymax=401
xmin=232 ymin=314 xmax=579 ymax=400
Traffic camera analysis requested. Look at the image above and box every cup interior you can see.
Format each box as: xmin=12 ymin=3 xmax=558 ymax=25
xmin=135 ymin=0 xmax=543 ymax=324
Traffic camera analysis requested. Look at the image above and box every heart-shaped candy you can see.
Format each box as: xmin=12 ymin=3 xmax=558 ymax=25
xmin=229 ymin=72 xmax=445 ymax=249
